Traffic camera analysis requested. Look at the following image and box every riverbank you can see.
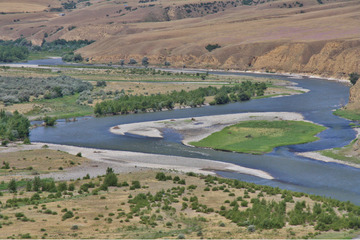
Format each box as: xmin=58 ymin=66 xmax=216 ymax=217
xmin=110 ymin=112 xmax=310 ymax=146
xmin=297 ymin=128 xmax=360 ymax=169
xmin=297 ymin=151 xmax=360 ymax=169
xmin=8 ymin=142 xmax=273 ymax=180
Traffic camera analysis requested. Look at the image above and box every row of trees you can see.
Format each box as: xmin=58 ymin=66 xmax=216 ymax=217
xmin=0 ymin=38 xmax=94 ymax=63
xmin=94 ymin=81 xmax=267 ymax=116
xmin=0 ymin=110 xmax=30 ymax=141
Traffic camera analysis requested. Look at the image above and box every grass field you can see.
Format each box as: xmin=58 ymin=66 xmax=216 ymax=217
xmin=24 ymin=94 xmax=93 ymax=120
xmin=190 ymin=120 xmax=326 ymax=154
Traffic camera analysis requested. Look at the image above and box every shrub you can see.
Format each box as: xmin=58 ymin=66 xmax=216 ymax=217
xmin=128 ymin=58 xmax=137 ymax=64
xmin=349 ymin=72 xmax=360 ymax=85
xmin=156 ymin=172 xmax=167 ymax=181
xmin=205 ymin=43 xmax=221 ymax=52
xmin=248 ymin=225 xmax=256 ymax=232
xmin=8 ymin=179 xmax=17 ymax=193
xmin=62 ymin=211 xmax=74 ymax=221
xmin=43 ymin=116 xmax=57 ymax=126
xmin=71 ymin=225 xmax=78 ymax=230
xmin=178 ymin=234 xmax=185 ymax=239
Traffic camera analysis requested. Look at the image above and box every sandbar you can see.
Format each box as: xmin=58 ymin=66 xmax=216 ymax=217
xmin=5 ymin=142 xmax=274 ymax=180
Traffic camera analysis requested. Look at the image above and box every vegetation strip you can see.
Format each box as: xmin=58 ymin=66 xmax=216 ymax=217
xmin=190 ymin=120 xmax=326 ymax=154
xmin=94 ymin=81 xmax=267 ymax=116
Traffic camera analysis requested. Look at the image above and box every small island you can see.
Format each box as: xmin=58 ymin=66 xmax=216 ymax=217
xmin=110 ymin=112 xmax=326 ymax=155
xmin=190 ymin=120 xmax=326 ymax=154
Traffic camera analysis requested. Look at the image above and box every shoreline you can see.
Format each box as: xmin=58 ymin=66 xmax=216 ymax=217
xmin=7 ymin=142 xmax=274 ymax=180
xmin=1 ymin=58 xmax=350 ymax=85
xmin=297 ymin=152 xmax=360 ymax=169
xmin=297 ymin=128 xmax=360 ymax=169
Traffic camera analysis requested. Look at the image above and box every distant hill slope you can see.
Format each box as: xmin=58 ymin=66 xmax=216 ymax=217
xmin=0 ymin=0 xmax=359 ymax=78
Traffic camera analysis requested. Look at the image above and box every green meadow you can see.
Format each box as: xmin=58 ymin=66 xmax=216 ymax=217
xmin=190 ymin=120 xmax=326 ymax=154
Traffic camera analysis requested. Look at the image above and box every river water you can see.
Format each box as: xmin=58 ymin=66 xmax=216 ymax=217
xmin=25 ymin=59 xmax=360 ymax=204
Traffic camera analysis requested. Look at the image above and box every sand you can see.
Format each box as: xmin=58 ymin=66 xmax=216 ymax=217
xmin=6 ymin=142 xmax=274 ymax=181
xmin=297 ymin=152 xmax=360 ymax=169
xmin=110 ymin=112 xmax=308 ymax=146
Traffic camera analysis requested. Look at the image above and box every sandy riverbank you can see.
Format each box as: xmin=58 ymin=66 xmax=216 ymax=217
xmin=297 ymin=128 xmax=360 ymax=169
xmin=4 ymin=142 xmax=273 ymax=180
xmin=297 ymin=152 xmax=360 ymax=169
xmin=110 ymin=112 xmax=308 ymax=146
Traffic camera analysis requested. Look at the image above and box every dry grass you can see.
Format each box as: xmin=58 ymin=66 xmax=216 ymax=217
xmin=0 ymin=170 xmax=355 ymax=239
xmin=0 ymin=148 xmax=88 ymax=182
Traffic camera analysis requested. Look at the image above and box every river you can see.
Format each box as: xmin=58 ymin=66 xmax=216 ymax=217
xmin=24 ymin=59 xmax=360 ymax=204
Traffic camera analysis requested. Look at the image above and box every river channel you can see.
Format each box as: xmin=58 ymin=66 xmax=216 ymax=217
xmin=25 ymin=59 xmax=360 ymax=204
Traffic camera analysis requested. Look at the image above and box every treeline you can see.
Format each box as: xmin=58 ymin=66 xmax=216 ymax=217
xmin=0 ymin=110 xmax=30 ymax=142
xmin=94 ymin=81 xmax=267 ymax=116
xmin=38 ymin=39 xmax=94 ymax=52
xmin=0 ymin=38 xmax=94 ymax=63
xmin=0 ymin=46 xmax=29 ymax=63
xmin=0 ymin=75 xmax=93 ymax=105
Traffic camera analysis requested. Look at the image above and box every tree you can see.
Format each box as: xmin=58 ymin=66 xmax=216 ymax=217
xmin=214 ymin=92 xmax=229 ymax=104
xmin=33 ymin=176 xmax=41 ymax=191
xmin=103 ymin=167 xmax=117 ymax=187
xmin=142 ymin=57 xmax=149 ymax=67
xmin=205 ymin=44 xmax=221 ymax=52
xmin=349 ymin=72 xmax=360 ymax=85
xmin=8 ymin=179 xmax=17 ymax=192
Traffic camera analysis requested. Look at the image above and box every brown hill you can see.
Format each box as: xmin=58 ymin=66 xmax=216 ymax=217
xmin=0 ymin=0 xmax=359 ymax=78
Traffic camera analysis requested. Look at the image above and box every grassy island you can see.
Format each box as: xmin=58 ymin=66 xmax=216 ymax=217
xmin=190 ymin=120 xmax=326 ymax=154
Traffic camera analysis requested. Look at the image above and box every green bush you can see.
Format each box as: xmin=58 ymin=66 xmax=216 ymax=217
xmin=62 ymin=211 xmax=74 ymax=221
xmin=349 ymin=72 xmax=360 ymax=85
xmin=205 ymin=44 xmax=221 ymax=52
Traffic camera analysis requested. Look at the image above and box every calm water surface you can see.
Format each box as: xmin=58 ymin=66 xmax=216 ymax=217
xmin=29 ymin=65 xmax=360 ymax=204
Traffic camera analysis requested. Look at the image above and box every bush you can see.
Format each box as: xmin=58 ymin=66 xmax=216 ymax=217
xmin=128 ymin=58 xmax=137 ymax=64
xmin=349 ymin=72 xmax=360 ymax=85
xmin=248 ymin=225 xmax=256 ymax=232
xmin=62 ymin=211 xmax=74 ymax=221
xmin=178 ymin=234 xmax=185 ymax=239
xmin=155 ymin=172 xmax=167 ymax=181
xmin=71 ymin=225 xmax=78 ymax=230
xmin=43 ymin=116 xmax=57 ymax=126
xmin=205 ymin=43 xmax=221 ymax=52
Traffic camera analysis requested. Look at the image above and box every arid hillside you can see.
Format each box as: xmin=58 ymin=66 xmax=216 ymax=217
xmin=0 ymin=0 xmax=359 ymax=78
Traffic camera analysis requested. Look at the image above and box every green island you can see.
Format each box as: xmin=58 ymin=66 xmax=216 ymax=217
xmin=190 ymin=120 xmax=326 ymax=154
